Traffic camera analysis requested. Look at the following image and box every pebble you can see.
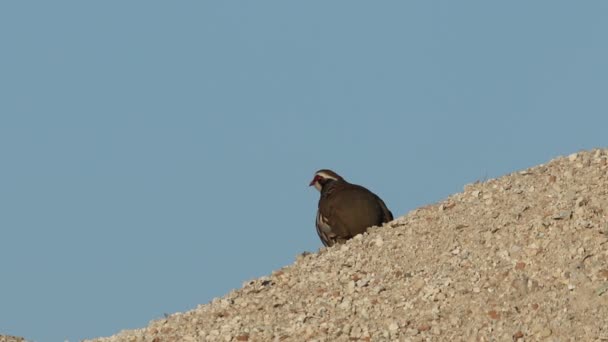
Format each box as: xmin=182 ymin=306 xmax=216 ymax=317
xmin=374 ymin=237 xmax=384 ymax=247
xmin=539 ymin=327 xmax=552 ymax=338
xmin=553 ymin=210 xmax=572 ymax=220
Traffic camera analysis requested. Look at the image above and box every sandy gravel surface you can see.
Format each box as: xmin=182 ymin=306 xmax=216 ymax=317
xmin=16 ymin=149 xmax=608 ymax=341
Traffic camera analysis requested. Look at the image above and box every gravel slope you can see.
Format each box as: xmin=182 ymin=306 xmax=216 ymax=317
xmin=81 ymin=149 xmax=608 ymax=340
xmin=0 ymin=336 xmax=25 ymax=342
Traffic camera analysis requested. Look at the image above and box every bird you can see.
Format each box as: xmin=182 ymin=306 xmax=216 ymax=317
xmin=309 ymin=169 xmax=394 ymax=247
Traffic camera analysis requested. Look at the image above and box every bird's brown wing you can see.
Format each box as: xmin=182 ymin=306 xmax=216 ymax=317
xmin=347 ymin=183 xmax=393 ymax=223
xmin=316 ymin=200 xmax=351 ymax=246
xmin=320 ymin=184 xmax=386 ymax=239
xmin=316 ymin=181 xmax=393 ymax=246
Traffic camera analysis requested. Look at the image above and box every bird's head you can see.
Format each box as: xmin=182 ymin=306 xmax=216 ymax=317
xmin=309 ymin=169 xmax=344 ymax=192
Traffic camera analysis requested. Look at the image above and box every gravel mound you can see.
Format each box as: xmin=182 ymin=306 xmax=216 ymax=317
xmin=84 ymin=149 xmax=607 ymax=341
xmin=0 ymin=336 xmax=25 ymax=342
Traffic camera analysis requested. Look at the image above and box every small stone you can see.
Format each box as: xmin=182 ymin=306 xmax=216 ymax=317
xmin=341 ymin=324 xmax=352 ymax=335
xmin=350 ymin=326 xmax=362 ymax=338
xmin=568 ymin=153 xmax=578 ymax=161
xmin=538 ymin=327 xmax=552 ymax=338
xmin=440 ymin=202 xmax=456 ymax=210
xmin=418 ymin=324 xmax=431 ymax=332
xmin=512 ymin=277 xmax=528 ymax=295
xmin=411 ymin=278 xmax=425 ymax=293
xmin=513 ymin=331 xmax=524 ymax=340
xmin=373 ymin=286 xmax=387 ymax=294
xmin=337 ymin=299 xmax=351 ymax=310
xmin=575 ymin=197 xmax=587 ymax=206
xmin=388 ymin=322 xmax=399 ymax=331
xmin=552 ymin=210 xmax=572 ymax=220
xmin=347 ymin=280 xmax=356 ymax=294
xmin=356 ymin=278 xmax=370 ymax=287
xmin=596 ymin=284 xmax=608 ymax=296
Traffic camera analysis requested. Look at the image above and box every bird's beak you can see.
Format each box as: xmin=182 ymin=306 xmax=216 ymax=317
xmin=309 ymin=176 xmax=319 ymax=186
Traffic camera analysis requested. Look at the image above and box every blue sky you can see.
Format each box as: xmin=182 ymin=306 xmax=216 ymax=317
xmin=1 ymin=2 xmax=607 ymax=341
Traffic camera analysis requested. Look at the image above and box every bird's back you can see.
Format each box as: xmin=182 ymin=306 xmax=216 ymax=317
xmin=319 ymin=182 xmax=393 ymax=239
